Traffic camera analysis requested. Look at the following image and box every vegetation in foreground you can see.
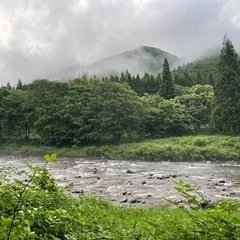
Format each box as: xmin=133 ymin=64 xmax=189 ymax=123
xmin=1 ymin=134 xmax=240 ymax=161
xmin=1 ymin=154 xmax=240 ymax=239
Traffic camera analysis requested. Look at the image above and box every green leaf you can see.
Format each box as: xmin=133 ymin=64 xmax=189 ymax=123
xmin=44 ymin=153 xmax=57 ymax=162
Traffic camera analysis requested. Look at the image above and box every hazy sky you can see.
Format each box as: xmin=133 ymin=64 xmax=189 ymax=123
xmin=0 ymin=0 xmax=240 ymax=85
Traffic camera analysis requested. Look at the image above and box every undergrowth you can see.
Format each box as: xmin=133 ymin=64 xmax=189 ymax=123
xmin=1 ymin=135 xmax=240 ymax=161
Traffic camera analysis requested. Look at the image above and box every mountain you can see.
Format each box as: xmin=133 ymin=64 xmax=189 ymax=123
xmin=46 ymin=46 xmax=182 ymax=80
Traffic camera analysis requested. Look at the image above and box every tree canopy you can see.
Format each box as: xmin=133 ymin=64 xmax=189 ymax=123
xmin=212 ymin=36 xmax=240 ymax=135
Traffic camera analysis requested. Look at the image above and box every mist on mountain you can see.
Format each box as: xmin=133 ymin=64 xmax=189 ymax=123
xmin=43 ymin=46 xmax=183 ymax=81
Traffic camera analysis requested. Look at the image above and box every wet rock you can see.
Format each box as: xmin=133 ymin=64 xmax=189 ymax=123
xmin=219 ymin=179 xmax=226 ymax=184
xmin=207 ymin=181 xmax=219 ymax=187
xmin=72 ymin=189 xmax=84 ymax=194
xmin=233 ymin=181 xmax=240 ymax=185
xmin=129 ymin=198 xmax=140 ymax=204
xmin=147 ymin=176 xmax=155 ymax=179
xmin=119 ymin=197 xmax=128 ymax=203
xmin=94 ymin=167 xmax=107 ymax=174
xmin=126 ymin=169 xmax=135 ymax=174
xmin=164 ymin=175 xmax=171 ymax=179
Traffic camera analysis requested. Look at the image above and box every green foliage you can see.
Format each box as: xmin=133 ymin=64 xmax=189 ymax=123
xmin=162 ymin=181 xmax=240 ymax=240
xmin=174 ymin=84 xmax=214 ymax=128
xmin=165 ymin=180 xmax=210 ymax=210
xmin=173 ymin=56 xmax=219 ymax=86
xmin=3 ymin=135 xmax=240 ymax=161
xmin=159 ymin=58 xmax=174 ymax=99
xmin=142 ymin=94 xmax=194 ymax=136
xmin=212 ymin=36 xmax=240 ymax=135
xmin=64 ymin=79 xmax=146 ymax=144
xmin=44 ymin=153 xmax=57 ymax=162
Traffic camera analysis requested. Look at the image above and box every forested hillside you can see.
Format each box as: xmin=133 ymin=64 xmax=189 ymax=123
xmin=1 ymin=36 xmax=239 ymax=147
xmin=172 ymin=53 xmax=240 ymax=87
xmin=1 ymin=78 xmax=208 ymax=146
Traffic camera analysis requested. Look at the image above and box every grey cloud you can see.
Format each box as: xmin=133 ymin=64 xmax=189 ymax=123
xmin=0 ymin=0 xmax=240 ymax=85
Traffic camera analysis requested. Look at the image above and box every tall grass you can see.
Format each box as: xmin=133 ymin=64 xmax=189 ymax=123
xmin=1 ymin=135 xmax=240 ymax=161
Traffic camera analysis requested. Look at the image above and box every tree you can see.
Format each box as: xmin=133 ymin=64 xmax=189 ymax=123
xmin=212 ymin=36 xmax=240 ymax=135
xmin=219 ymin=35 xmax=239 ymax=73
xmin=24 ymin=79 xmax=69 ymax=144
xmin=159 ymin=58 xmax=174 ymax=99
xmin=1 ymin=90 xmax=27 ymax=139
xmin=174 ymin=84 xmax=214 ymax=129
xmin=16 ymin=79 xmax=23 ymax=90
xmin=80 ymin=81 xmax=146 ymax=143
xmin=142 ymin=94 xmax=194 ymax=136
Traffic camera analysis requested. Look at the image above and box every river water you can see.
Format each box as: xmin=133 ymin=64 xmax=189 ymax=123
xmin=1 ymin=156 xmax=240 ymax=206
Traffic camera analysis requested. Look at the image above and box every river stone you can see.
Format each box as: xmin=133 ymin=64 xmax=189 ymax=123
xmin=75 ymin=175 xmax=82 ymax=178
xmin=129 ymin=198 xmax=139 ymax=204
xmin=72 ymin=189 xmax=84 ymax=194
xmin=119 ymin=197 xmax=128 ymax=203
xmin=219 ymin=179 xmax=226 ymax=184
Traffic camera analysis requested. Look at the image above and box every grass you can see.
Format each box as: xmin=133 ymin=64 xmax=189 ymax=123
xmin=1 ymin=134 xmax=240 ymax=161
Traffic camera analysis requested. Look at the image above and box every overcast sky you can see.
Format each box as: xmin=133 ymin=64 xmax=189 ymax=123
xmin=0 ymin=0 xmax=240 ymax=85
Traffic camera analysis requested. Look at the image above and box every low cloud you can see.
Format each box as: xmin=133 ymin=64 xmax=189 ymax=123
xmin=0 ymin=0 xmax=240 ymax=85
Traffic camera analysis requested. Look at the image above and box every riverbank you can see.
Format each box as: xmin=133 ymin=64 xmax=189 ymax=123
xmin=1 ymin=156 xmax=240 ymax=239
xmin=1 ymin=135 xmax=240 ymax=161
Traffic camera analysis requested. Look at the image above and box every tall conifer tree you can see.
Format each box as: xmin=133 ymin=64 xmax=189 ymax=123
xmin=159 ymin=58 xmax=174 ymax=99
xmin=212 ymin=35 xmax=240 ymax=135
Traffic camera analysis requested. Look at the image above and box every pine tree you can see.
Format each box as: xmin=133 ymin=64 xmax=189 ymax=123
xmin=16 ymin=79 xmax=23 ymax=90
xmin=159 ymin=58 xmax=174 ymax=99
xmin=212 ymin=35 xmax=240 ymax=135
xmin=6 ymin=82 xmax=12 ymax=90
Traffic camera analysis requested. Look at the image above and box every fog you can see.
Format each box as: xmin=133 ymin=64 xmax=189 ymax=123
xmin=0 ymin=0 xmax=240 ymax=85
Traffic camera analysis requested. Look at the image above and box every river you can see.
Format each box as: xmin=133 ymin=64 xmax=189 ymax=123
xmin=1 ymin=156 xmax=240 ymax=206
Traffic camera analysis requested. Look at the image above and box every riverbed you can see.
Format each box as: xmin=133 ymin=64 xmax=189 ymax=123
xmin=1 ymin=156 xmax=240 ymax=206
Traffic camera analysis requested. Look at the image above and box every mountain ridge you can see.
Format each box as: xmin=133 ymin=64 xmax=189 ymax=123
xmin=43 ymin=46 xmax=183 ymax=81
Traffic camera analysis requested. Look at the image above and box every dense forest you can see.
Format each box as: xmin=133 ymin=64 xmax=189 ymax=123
xmin=1 ymin=36 xmax=240 ymax=240
xmin=0 ymin=36 xmax=239 ymax=147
